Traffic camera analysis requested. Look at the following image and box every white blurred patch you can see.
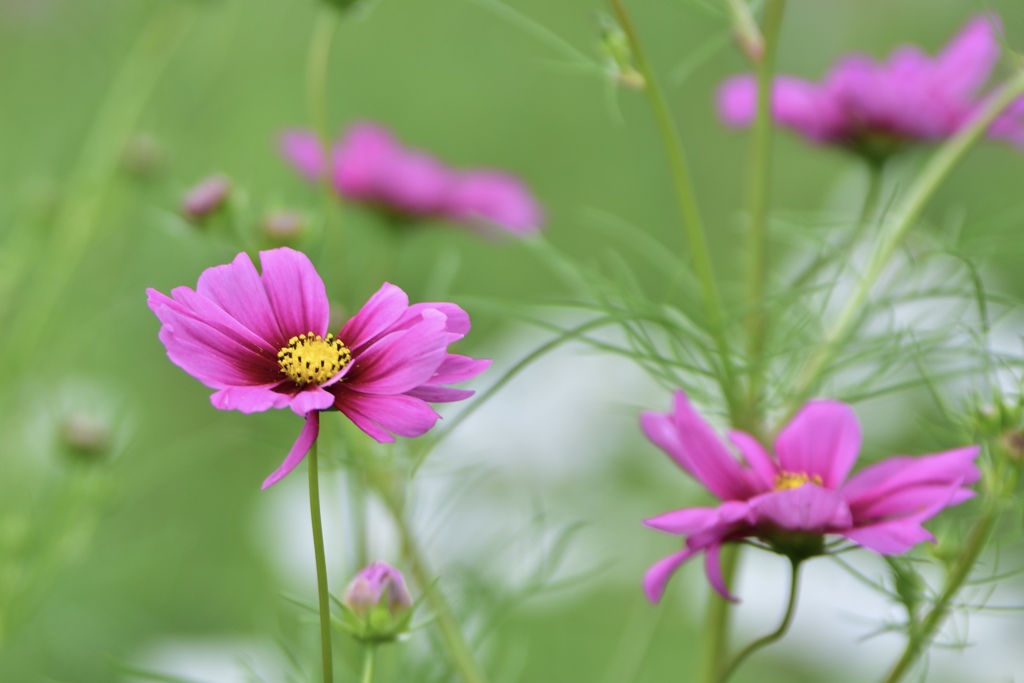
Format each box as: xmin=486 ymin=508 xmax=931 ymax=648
xmin=125 ymin=637 xmax=288 ymax=683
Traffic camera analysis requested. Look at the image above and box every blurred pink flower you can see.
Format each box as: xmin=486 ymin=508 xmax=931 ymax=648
xmin=279 ymin=122 xmax=544 ymax=235
xmin=181 ymin=175 xmax=231 ymax=221
xmin=147 ymin=247 xmax=489 ymax=489
xmin=342 ymin=562 xmax=413 ymax=617
xmin=642 ymin=392 xmax=980 ymax=603
xmin=717 ymin=15 xmax=1023 ymax=158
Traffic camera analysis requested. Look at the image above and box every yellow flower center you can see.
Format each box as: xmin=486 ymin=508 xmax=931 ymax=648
xmin=277 ymin=332 xmax=352 ymax=387
xmin=774 ymin=470 xmax=823 ymax=491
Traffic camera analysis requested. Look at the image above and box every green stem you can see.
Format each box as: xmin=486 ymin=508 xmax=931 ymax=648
xmin=377 ymin=482 xmax=488 ymax=683
xmin=360 ymin=645 xmax=377 ymax=683
xmin=697 ymin=546 xmax=740 ymax=683
xmin=741 ymin=0 xmax=786 ymax=433
xmin=781 ymin=69 xmax=1024 ymax=421
xmin=880 ymin=512 xmax=994 ymax=683
xmin=723 ymin=0 xmax=764 ymax=63
xmin=790 ymin=161 xmax=884 ymax=291
xmin=608 ymin=0 xmax=740 ymax=421
xmin=307 ymin=8 xmax=341 ymax=145
xmin=308 ymin=441 xmax=334 ymax=683
xmin=716 ymin=558 xmax=801 ymax=683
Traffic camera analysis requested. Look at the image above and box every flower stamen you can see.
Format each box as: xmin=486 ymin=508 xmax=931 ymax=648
xmin=774 ymin=470 xmax=823 ymax=491
xmin=277 ymin=332 xmax=352 ymax=386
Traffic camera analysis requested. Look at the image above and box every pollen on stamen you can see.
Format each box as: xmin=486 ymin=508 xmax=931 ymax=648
xmin=277 ymin=331 xmax=352 ymax=386
xmin=774 ymin=471 xmax=823 ymax=491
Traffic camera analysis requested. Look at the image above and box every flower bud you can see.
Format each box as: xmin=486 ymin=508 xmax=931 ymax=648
xmin=337 ymin=562 xmax=416 ymax=644
xmin=597 ymin=13 xmax=644 ymax=90
xmin=342 ymin=562 xmax=412 ymax=616
xmin=59 ymin=412 xmax=111 ymax=461
xmin=262 ymin=210 xmax=307 ymax=245
xmin=181 ymin=175 xmax=231 ymax=222
xmin=120 ymin=133 xmax=165 ymax=180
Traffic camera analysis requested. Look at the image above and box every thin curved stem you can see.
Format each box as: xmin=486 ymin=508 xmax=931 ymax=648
xmin=308 ymin=441 xmax=334 ymax=683
xmin=376 ymin=481 xmax=488 ymax=683
xmin=360 ymin=644 xmax=377 ymax=683
xmin=741 ymin=0 xmax=786 ymax=433
xmin=307 ymin=8 xmax=341 ymax=145
xmin=880 ymin=512 xmax=994 ymax=683
xmin=781 ymin=69 xmax=1024 ymax=422
xmin=608 ymin=0 xmax=740 ymax=421
xmin=716 ymin=559 xmax=802 ymax=683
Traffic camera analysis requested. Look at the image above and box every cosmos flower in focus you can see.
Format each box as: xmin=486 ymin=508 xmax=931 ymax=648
xmin=147 ymin=247 xmax=489 ymax=489
xmin=279 ymin=123 xmax=544 ymax=236
xmin=642 ymin=391 xmax=980 ymax=603
xmin=717 ymin=15 xmax=1024 ymax=161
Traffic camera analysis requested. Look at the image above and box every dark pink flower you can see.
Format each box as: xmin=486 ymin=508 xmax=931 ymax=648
xmin=642 ymin=392 xmax=980 ymax=603
xmin=147 ymin=247 xmax=489 ymax=489
xmin=279 ymin=122 xmax=543 ymax=235
xmin=717 ymin=15 xmax=1023 ymax=158
xmin=342 ymin=562 xmax=412 ymax=617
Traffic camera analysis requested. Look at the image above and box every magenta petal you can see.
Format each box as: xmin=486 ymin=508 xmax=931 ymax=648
xmin=644 ymin=507 xmax=722 ymax=535
xmin=332 ymin=122 xmax=400 ymax=200
xmin=841 ymin=518 xmax=935 ymax=555
xmin=444 ymin=171 xmax=543 ymax=235
xmin=280 ymin=129 xmax=327 ymax=182
xmin=334 ymin=392 xmax=441 ymax=440
xmin=335 ymin=399 xmax=394 ymax=443
xmin=775 ymin=400 xmax=861 ymax=488
xmin=195 ymin=251 xmax=285 ymax=345
xmin=933 ymin=15 xmax=1001 ymax=101
xmin=211 ymin=384 xmax=292 ymax=413
xmin=259 ymin=248 xmax=330 ymax=338
xmin=348 ymin=312 xmax=449 ymax=395
xmin=381 ymin=150 xmax=452 ymax=215
xmin=286 ymin=386 xmax=337 ymax=417
xmin=728 ymin=430 xmax=778 ymax=490
xmin=643 ymin=548 xmax=696 ymax=603
xmin=404 ymin=386 xmax=475 ymax=403
xmin=704 ymin=543 xmax=739 ymax=602
xmin=400 ymin=302 xmax=472 ymax=338
xmin=339 ymin=282 xmax=410 ymax=351
xmin=261 ymin=412 xmax=320 ymax=490
xmin=717 ymin=76 xmax=757 ymax=127
xmin=749 ymin=485 xmax=852 ymax=532
xmin=640 ymin=391 xmax=760 ymax=501
xmin=425 ymin=354 xmax=491 ymax=385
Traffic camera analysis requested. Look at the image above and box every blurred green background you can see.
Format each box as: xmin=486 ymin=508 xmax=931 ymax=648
xmin=2 ymin=0 xmax=1024 ymax=681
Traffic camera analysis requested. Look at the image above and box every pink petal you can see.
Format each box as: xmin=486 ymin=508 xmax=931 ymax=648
xmin=704 ymin=543 xmax=738 ymax=602
xmin=334 ymin=393 xmax=441 ymax=440
xmin=400 ymin=302 xmax=472 ymax=338
xmin=339 ymin=282 xmax=410 ymax=352
xmin=195 ymin=251 xmax=285 ymax=345
xmin=404 ymin=386 xmax=475 ymax=403
xmin=841 ymin=446 xmax=980 ymax=514
xmin=148 ymin=289 xmax=280 ymax=388
xmin=423 ymin=354 xmax=491 ymax=385
xmin=840 ymin=518 xmax=935 ymax=555
xmin=285 ymin=386 xmax=337 ymax=417
xmin=332 ymin=122 xmax=401 ymax=200
xmin=261 ymin=412 xmax=320 ymax=490
xmin=933 ymin=14 xmax=1001 ymax=101
xmin=644 ymin=507 xmax=723 ymax=535
xmin=346 ymin=311 xmax=449 ymax=395
xmin=640 ymin=391 xmax=760 ymax=501
xmin=211 ymin=383 xmax=293 ymax=413
xmin=728 ymin=430 xmax=778 ymax=489
xmin=643 ymin=548 xmax=697 ymax=603
xmin=775 ymin=400 xmax=861 ymax=489
xmin=279 ymin=129 xmax=327 ymax=182
xmin=258 ymin=248 xmax=330 ymax=339
xmin=717 ymin=76 xmax=757 ymax=127
xmin=381 ymin=150 xmax=452 ymax=215
xmin=749 ymin=485 xmax=853 ymax=532
xmin=444 ymin=171 xmax=543 ymax=235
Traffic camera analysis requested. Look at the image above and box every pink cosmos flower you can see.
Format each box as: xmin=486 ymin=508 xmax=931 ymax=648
xmin=642 ymin=391 xmax=980 ymax=603
xmin=147 ymin=247 xmax=490 ymax=489
xmin=342 ymin=562 xmax=413 ymax=617
xmin=278 ymin=122 xmax=544 ymax=235
xmin=717 ymin=15 xmax=1024 ymax=158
